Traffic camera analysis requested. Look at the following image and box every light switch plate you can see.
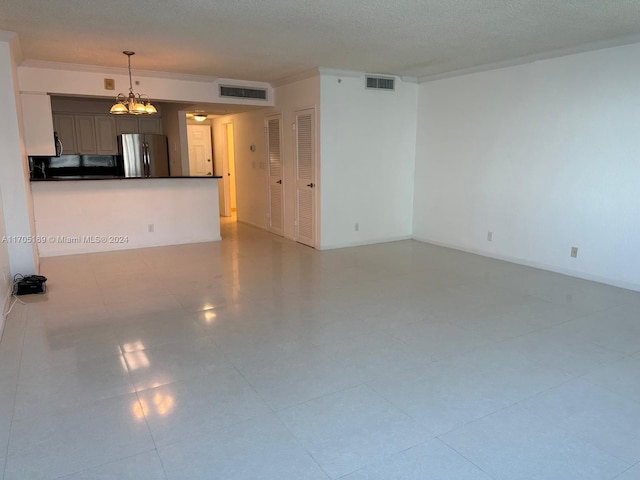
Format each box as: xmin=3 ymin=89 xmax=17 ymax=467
xmin=104 ymin=78 xmax=115 ymax=90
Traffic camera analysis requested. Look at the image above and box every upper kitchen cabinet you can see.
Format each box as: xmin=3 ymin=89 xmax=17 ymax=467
xmin=116 ymin=116 xmax=162 ymax=135
xmin=74 ymin=115 xmax=98 ymax=154
xmin=138 ymin=117 xmax=163 ymax=134
xmin=94 ymin=116 xmax=118 ymax=155
xmin=48 ymin=96 xmax=164 ymax=154
xmin=116 ymin=116 xmax=138 ymax=135
xmin=21 ymin=93 xmax=56 ymax=155
xmin=52 ymin=114 xmax=77 ymax=155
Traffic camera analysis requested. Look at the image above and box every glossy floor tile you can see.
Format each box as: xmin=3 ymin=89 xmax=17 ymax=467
xmin=137 ymin=366 xmax=271 ymax=447
xmin=278 ymin=384 xmax=430 ymax=478
xmin=340 ymin=438 xmax=493 ymax=480
xmin=519 ymin=379 xmax=640 ymax=464
xmin=440 ymin=405 xmax=630 ymax=480
xmin=615 ymin=463 xmax=640 ymax=480
xmin=58 ymin=450 xmax=167 ymax=479
xmin=5 ymin=393 xmax=155 ymax=480
xmin=158 ymin=414 xmax=328 ymax=480
xmin=1 ymin=219 xmax=639 ymax=479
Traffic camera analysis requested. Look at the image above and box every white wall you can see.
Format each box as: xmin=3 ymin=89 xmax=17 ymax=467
xmin=0 ymin=184 xmax=11 ymax=333
xmin=413 ymin=42 xmax=640 ymax=291
xmin=31 ymin=179 xmax=220 ymax=256
xmin=0 ymin=32 xmax=37 ymax=276
xmin=320 ymin=73 xmax=418 ymax=249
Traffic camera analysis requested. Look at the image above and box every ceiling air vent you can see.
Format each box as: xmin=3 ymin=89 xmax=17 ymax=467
xmin=220 ymin=85 xmax=268 ymax=100
xmin=365 ymin=75 xmax=395 ymax=91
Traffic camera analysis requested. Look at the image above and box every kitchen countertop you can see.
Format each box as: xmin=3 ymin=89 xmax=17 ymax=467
xmin=30 ymin=176 xmax=222 ymax=181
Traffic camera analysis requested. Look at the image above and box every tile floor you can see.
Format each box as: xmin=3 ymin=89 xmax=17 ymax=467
xmin=1 ymin=220 xmax=640 ymax=479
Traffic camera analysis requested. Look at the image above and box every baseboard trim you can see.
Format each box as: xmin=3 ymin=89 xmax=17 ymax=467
xmin=319 ymin=235 xmax=412 ymax=251
xmin=236 ymin=219 xmax=268 ymax=230
xmin=37 ymin=237 xmax=223 ymax=258
xmin=412 ymin=236 xmax=640 ymax=293
xmin=1 ymin=286 xmax=12 ymax=343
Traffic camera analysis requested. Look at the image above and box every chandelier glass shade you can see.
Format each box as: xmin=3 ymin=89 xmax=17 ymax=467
xmin=110 ymin=51 xmax=157 ymax=115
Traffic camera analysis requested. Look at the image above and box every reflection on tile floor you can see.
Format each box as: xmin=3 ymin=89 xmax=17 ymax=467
xmin=1 ymin=220 xmax=640 ymax=479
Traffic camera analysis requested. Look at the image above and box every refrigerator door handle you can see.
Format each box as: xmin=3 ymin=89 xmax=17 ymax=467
xmin=143 ymin=142 xmax=150 ymax=177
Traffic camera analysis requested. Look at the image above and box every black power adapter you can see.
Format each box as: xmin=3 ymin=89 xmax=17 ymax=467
xmin=13 ymin=274 xmax=48 ymax=296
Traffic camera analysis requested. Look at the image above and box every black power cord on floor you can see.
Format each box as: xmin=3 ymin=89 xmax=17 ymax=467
xmin=12 ymin=274 xmax=47 ymax=296
xmin=1 ymin=274 xmax=48 ymax=344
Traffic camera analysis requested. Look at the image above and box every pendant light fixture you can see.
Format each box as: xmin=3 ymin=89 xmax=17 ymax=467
xmin=110 ymin=51 xmax=157 ymax=115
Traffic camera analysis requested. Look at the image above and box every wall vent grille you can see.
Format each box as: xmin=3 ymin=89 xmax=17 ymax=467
xmin=219 ymin=85 xmax=268 ymax=100
xmin=365 ymin=75 xmax=395 ymax=91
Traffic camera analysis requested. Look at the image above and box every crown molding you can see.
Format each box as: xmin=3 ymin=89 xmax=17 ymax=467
xmin=418 ymin=34 xmax=640 ymax=83
xmin=18 ymin=59 xmax=218 ymax=83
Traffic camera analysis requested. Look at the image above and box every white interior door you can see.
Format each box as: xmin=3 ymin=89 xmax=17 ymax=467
xmin=266 ymin=115 xmax=283 ymax=236
xmin=187 ymin=124 xmax=213 ymax=176
xmin=295 ymin=108 xmax=316 ymax=247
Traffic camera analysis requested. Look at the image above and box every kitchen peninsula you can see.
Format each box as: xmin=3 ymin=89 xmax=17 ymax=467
xmin=30 ymin=176 xmax=222 ymax=257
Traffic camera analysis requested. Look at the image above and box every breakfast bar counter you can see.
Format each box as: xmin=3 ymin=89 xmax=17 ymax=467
xmin=30 ymin=177 xmax=222 ymax=257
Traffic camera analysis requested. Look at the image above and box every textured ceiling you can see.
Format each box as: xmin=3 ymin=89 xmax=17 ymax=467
xmin=1 ymin=0 xmax=640 ymax=82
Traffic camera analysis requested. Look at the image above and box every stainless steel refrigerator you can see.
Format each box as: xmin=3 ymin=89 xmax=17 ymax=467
xmin=117 ymin=134 xmax=170 ymax=178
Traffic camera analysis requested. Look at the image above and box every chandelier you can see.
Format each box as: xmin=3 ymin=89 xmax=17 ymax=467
xmin=109 ymin=51 xmax=157 ymax=115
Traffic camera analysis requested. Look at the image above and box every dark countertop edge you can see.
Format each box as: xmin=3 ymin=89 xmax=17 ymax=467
xmin=30 ymin=176 xmax=222 ymax=182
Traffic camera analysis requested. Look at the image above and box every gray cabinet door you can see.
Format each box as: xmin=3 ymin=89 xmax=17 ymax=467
xmin=53 ymin=114 xmax=77 ymax=154
xmin=138 ymin=117 xmax=162 ymax=134
xmin=95 ymin=116 xmax=118 ymax=155
xmin=116 ymin=116 xmax=138 ymax=135
xmin=74 ymin=115 xmax=97 ymax=154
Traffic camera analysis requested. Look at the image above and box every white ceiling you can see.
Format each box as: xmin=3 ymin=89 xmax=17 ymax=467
xmin=2 ymin=0 xmax=640 ymax=83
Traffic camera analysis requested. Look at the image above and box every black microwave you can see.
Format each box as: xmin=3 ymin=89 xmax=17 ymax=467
xmin=29 ymin=154 xmax=121 ymax=179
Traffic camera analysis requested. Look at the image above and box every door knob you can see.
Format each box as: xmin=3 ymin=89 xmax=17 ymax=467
xmin=306 ymin=183 xmax=315 ymax=188
xmin=276 ymin=179 xmax=282 ymax=184
xmin=207 ymin=159 xmax=211 ymax=162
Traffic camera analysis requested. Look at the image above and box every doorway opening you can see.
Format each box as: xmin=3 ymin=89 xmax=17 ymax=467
xmin=218 ymin=122 xmax=237 ymax=219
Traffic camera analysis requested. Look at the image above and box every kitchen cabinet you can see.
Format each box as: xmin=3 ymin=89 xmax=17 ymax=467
xmin=53 ymin=114 xmax=77 ymax=155
xmin=50 ymin=109 xmax=163 ymax=154
xmin=74 ymin=115 xmax=98 ymax=154
xmin=116 ymin=116 xmax=162 ymax=135
xmin=94 ymin=116 xmax=118 ymax=155
xmin=116 ymin=116 xmax=138 ymax=135
xmin=138 ymin=117 xmax=163 ymax=134
xmin=21 ymin=93 xmax=56 ymax=155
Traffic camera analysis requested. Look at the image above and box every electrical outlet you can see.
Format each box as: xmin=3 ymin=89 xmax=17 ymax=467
xmin=148 ymin=223 xmax=155 ymax=233
xmin=570 ymin=246 xmax=578 ymax=258
xmin=354 ymin=223 xmax=359 ymax=232
xmin=487 ymin=231 xmax=493 ymax=242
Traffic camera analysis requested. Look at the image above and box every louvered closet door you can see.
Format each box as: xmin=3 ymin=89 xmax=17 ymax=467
xmin=295 ymin=108 xmax=316 ymax=247
xmin=266 ymin=115 xmax=283 ymax=236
